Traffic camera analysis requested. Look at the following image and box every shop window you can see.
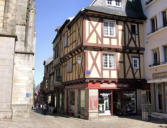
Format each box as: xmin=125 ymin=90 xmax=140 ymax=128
xmin=151 ymin=16 xmax=158 ymax=33
xmin=164 ymin=46 xmax=167 ymax=62
xmin=162 ymin=10 xmax=167 ymax=27
xmin=122 ymin=92 xmax=136 ymax=114
xmin=146 ymin=91 xmax=151 ymax=104
xmin=132 ymin=57 xmax=139 ymax=69
xmin=54 ymin=95 xmax=57 ymax=108
xmin=104 ymin=21 xmax=116 ymax=37
xmin=80 ymin=90 xmax=85 ymax=115
xmin=60 ymin=93 xmax=62 ymax=109
xmin=103 ymin=53 xmax=116 ymax=69
xmin=165 ymin=85 xmax=167 ymax=113
xmin=155 ymin=84 xmax=163 ymax=113
xmin=70 ymin=91 xmax=75 ymax=106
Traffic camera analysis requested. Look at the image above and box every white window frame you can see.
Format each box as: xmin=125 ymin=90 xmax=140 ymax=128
xmin=103 ymin=20 xmax=116 ymax=37
xmin=103 ymin=53 xmax=116 ymax=69
xmin=132 ymin=58 xmax=139 ymax=69
xmin=131 ymin=24 xmax=138 ymax=35
xmin=106 ymin=0 xmax=122 ymax=7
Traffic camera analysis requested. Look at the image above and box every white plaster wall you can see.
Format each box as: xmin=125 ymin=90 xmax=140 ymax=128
xmin=143 ymin=0 xmax=167 ymax=80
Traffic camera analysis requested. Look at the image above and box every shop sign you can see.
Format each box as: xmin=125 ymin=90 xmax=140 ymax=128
xmin=100 ymin=83 xmax=117 ymax=88
xmin=152 ymin=72 xmax=167 ymax=79
xmin=118 ymin=84 xmax=129 ymax=88
xmin=26 ymin=93 xmax=30 ymax=97
xmin=86 ymin=70 xmax=91 ymax=74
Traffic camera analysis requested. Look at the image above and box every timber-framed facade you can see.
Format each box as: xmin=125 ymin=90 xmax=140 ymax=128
xmin=50 ymin=0 xmax=148 ymax=120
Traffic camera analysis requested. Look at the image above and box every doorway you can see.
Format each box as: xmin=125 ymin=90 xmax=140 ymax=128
xmin=98 ymin=90 xmax=111 ymax=116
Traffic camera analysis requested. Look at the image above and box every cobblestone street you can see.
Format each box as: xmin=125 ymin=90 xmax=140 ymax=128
xmin=0 ymin=111 xmax=166 ymax=128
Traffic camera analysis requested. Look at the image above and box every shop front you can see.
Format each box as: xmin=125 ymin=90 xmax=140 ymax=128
xmin=63 ymin=82 xmax=142 ymax=120
xmin=98 ymin=89 xmax=137 ymax=116
xmin=150 ymin=82 xmax=167 ymax=114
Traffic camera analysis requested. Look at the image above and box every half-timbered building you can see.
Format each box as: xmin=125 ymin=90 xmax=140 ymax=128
xmin=53 ymin=0 xmax=147 ymax=120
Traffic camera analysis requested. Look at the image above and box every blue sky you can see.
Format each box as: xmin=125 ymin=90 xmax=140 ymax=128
xmin=35 ymin=0 xmax=93 ymax=85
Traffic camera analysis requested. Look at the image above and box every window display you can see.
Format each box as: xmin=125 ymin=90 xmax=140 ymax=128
xmin=122 ymin=92 xmax=136 ymax=115
xmin=98 ymin=92 xmax=111 ymax=116
xmin=113 ymin=91 xmax=136 ymax=115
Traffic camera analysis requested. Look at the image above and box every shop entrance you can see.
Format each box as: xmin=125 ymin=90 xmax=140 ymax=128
xmin=98 ymin=90 xmax=111 ymax=116
xmin=113 ymin=91 xmax=136 ymax=115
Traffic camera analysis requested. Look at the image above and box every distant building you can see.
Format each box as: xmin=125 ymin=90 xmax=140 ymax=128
xmin=0 ymin=0 xmax=36 ymax=119
xmin=50 ymin=0 xmax=148 ymax=120
xmin=142 ymin=0 xmax=167 ymax=119
xmin=40 ymin=57 xmax=54 ymax=106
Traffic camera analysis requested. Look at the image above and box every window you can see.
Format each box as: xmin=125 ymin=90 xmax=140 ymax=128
xmin=151 ymin=16 xmax=157 ymax=33
xmin=64 ymin=33 xmax=68 ymax=47
xmin=60 ymin=93 xmax=62 ymax=108
xmin=104 ymin=21 xmax=116 ymax=37
xmin=152 ymin=48 xmax=160 ymax=65
xmin=131 ymin=24 xmax=138 ymax=35
xmin=70 ymin=91 xmax=75 ymax=106
xmin=107 ymin=0 xmax=121 ymax=7
xmin=155 ymin=84 xmax=163 ymax=113
xmin=80 ymin=90 xmax=85 ymax=115
xmin=132 ymin=58 xmax=139 ymax=69
xmin=162 ymin=10 xmax=167 ymax=27
xmin=103 ymin=53 xmax=116 ymax=69
xmin=164 ymin=46 xmax=167 ymax=62
xmin=54 ymin=44 xmax=59 ymax=59
xmin=67 ymin=59 xmax=72 ymax=73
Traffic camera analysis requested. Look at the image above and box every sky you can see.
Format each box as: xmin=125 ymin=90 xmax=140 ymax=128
xmin=35 ymin=0 xmax=93 ymax=85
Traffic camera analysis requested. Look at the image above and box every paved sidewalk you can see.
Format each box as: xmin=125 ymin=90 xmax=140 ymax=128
xmin=0 ymin=112 xmax=166 ymax=128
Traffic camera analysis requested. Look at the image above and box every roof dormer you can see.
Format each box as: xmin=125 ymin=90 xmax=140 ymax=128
xmin=107 ymin=0 xmax=122 ymax=7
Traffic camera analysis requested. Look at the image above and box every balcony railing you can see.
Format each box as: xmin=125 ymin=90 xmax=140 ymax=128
xmin=147 ymin=25 xmax=167 ymax=35
xmin=149 ymin=61 xmax=167 ymax=67
xmin=145 ymin=0 xmax=153 ymax=5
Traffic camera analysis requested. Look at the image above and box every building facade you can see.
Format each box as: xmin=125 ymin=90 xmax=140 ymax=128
xmin=51 ymin=0 xmax=148 ymax=120
xmin=0 ymin=0 xmax=36 ymax=119
xmin=142 ymin=0 xmax=167 ymax=119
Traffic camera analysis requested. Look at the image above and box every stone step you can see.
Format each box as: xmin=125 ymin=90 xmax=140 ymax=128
xmin=151 ymin=112 xmax=167 ymax=119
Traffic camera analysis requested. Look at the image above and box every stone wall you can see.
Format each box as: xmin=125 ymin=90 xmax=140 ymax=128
xmin=0 ymin=0 xmax=36 ymax=119
xmin=0 ymin=36 xmax=16 ymax=119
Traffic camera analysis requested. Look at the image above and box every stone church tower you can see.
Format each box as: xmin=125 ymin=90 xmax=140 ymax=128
xmin=0 ymin=0 xmax=36 ymax=119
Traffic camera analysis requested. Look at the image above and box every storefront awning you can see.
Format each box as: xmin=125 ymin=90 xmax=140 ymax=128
xmin=147 ymin=78 xmax=167 ymax=83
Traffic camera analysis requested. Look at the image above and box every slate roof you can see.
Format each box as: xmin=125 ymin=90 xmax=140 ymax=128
xmin=44 ymin=57 xmax=53 ymax=66
xmin=85 ymin=0 xmax=146 ymax=20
